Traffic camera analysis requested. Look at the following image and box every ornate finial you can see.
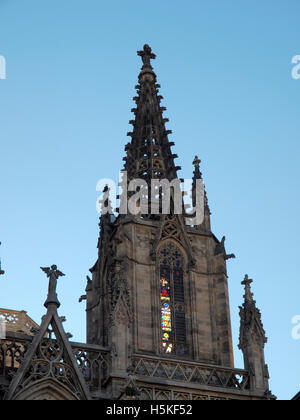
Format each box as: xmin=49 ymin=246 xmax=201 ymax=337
xmin=192 ymin=156 xmax=202 ymax=180
xmin=0 ymin=242 xmax=5 ymax=276
xmin=100 ymin=185 xmax=113 ymax=216
xmin=41 ymin=265 xmax=65 ymax=308
xmin=193 ymin=156 xmax=201 ymax=169
xmin=137 ymin=44 xmax=156 ymax=71
xmin=242 ymin=274 xmax=254 ymax=302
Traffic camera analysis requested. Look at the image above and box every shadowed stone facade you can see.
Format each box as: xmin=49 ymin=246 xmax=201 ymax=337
xmin=293 ymin=392 xmax=300 ymax=400
xmin=0 ymin=46 xmax=275 ymax=400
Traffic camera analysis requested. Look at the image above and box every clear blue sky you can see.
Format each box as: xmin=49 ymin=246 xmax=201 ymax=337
xmin=0 ymin=0 xmax=299 ymax=400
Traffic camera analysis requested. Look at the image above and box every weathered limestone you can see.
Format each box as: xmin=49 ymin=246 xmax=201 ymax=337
xmin=0 ymin=45 xmax=274 ymax=401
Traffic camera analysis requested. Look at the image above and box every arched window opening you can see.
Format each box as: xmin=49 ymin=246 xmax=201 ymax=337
xmin=159 ymin=242 xmax=188 ymax=356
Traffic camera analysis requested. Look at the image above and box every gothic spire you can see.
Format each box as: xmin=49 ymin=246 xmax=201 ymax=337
xmin=239 ymin=274 xmax=267 ymax=347
xmin=239 ymin=275 xmax=270 ymax=393
xmin=123 ymin=45 xmax=181 ymax=184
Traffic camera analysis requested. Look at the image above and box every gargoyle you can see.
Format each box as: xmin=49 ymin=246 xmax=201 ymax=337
xmin=215 ymin=236 xmax=236 ymax=261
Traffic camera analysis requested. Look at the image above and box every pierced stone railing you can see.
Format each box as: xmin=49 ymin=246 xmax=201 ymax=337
xmin=0 ymin=334 xmax=31 ymax=378
xmin=1 ymin=337 xmax=250 ymax=395
xmin=71 ymin=342 xmax=110 ymax=390
xmin=132 ymin=355 xmax=250 ymax=392
xmin=0 ymin=334 xmax=110 ymax=392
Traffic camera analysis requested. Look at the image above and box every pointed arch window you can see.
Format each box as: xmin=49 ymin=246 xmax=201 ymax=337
xmin=159 ymin=242 xmax=188 ymax=356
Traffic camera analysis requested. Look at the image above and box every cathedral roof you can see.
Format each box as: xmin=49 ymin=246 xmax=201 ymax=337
xmin=0 ymin=308 xmax=39 ymax=336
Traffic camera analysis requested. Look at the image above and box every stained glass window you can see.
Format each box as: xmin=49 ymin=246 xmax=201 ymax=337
xmin=159 ymin=243 xmax=187 ymax=356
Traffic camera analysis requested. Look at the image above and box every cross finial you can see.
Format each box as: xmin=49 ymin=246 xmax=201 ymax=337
xmin=41 ymin=265 xmax=65 ymax=308
xmin=242 ymin=274 xmax=253 ymax=286
xmin=193 ymin=156 xmax=201 ymax=169
xmin=137 ymin=44 xmax=156 ymax=70
xmin=242 ymin=274 xmax=254 ymax=302
xmin=192 ymin=155 xmax=202 ymax=181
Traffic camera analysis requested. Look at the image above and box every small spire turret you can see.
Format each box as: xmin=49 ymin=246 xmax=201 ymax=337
xmin=239 ymin=274 xmax=270 ymax=395
xmin=191 ymin=156 xmax=211 ymax=230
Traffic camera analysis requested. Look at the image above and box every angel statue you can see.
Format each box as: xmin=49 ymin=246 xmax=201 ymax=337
xmin=41 ymin=265 xmax=65 ymax=307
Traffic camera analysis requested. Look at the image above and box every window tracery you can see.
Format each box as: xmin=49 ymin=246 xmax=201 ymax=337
xmin=159 ymin=242 xmax=188 ymax=356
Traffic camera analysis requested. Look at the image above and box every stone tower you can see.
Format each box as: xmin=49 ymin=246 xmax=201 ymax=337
xmin=0 ymin=46 xmax=274 ymax=400
xmin=84 ymin=45 xmax=274 ymax=400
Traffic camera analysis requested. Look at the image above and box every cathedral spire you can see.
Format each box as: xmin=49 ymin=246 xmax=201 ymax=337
xmin=123 ymin=45 xmax=181 ymax=185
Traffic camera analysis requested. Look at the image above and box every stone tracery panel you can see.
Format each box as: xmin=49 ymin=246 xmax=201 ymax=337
xmin=158 ymin=242 xmax=188 ymax=356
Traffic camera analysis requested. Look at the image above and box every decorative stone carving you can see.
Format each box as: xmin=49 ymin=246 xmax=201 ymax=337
xmin=137 ymin=44 xmax=156 ymax=70
xmin=238 ymin=275 xmax=272 ymax=395
xmin=3 ymin=269 xmax=90 ymax=401
xmin=239 ymin=275 xmax=267 ymax=350
xmin=215 ymin=236 xmax=236 ymax=261
xmin=151 ymin=215 xmax=195 ymax=267
xmin=107 ymin=260 xmax=132 ymax=327
xmin=41 ymin=265 xmax=65 ymax=308
xmin=115 ymin=300 xmax=130 ymax=327
xmin=121 ymin=366 xmax=141 ymax=400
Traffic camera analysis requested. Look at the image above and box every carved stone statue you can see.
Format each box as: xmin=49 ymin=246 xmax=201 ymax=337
xmin=41 ymin=265 xmax=65 ymax=308
xmin=215 ymin=236 xmax=236 ymax=260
